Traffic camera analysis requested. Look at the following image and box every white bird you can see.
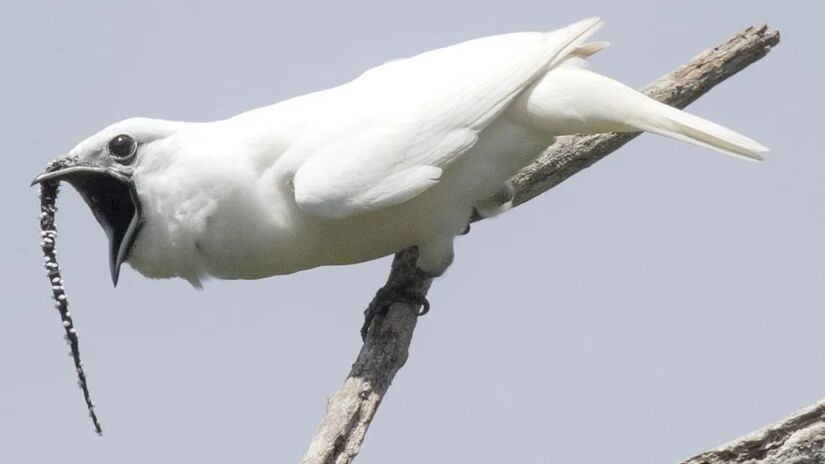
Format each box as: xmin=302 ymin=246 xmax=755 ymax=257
xmin=34 ymin=18 xmax=767 ymax=328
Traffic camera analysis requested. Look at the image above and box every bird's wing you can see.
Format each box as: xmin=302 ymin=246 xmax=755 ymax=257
xmin=290 ymin=18 xmax=603 ymax=219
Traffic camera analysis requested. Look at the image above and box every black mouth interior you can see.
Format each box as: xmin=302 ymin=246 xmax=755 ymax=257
xmin=64 ymin=172 xmax=138 ymax=263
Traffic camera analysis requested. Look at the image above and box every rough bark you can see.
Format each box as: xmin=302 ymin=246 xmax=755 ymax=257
xmin=681 ymin=401 xmax=825 ymax=464
xmin=301 ymin=25 xmax=785 ymax=464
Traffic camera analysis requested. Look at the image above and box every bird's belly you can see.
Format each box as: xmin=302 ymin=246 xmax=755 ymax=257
xmin=196 ymin=199 xmax=435 ymax=279
xmin=136 ymin=116 xmax=552 ymax=282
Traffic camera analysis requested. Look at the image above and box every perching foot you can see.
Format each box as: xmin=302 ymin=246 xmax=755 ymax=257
xmin=361 ymin=271 xmax=431 ymax=341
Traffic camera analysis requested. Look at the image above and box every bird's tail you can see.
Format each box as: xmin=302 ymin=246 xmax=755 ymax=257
xmin=509 ymin=61 xmax=768 ymax=161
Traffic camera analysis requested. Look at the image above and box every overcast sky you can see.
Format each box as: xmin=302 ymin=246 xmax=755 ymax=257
xmin=2 ymin=1 xmax=823 ymax=463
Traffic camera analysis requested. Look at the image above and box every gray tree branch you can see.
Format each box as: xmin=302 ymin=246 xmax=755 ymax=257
xmin=301 ymin=25 xmax=786 ymax=464
xmin=681 ymin=400 xmax=825 ymax=464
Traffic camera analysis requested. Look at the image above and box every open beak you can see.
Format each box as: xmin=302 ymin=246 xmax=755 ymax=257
xmin=32 ymin=159 xmax=142 ymax=286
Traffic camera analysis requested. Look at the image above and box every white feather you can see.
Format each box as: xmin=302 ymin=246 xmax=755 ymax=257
xmin=289 ymin=18 xmax=604 ymax=219
xmin=509 ymin=62 xmax=768 ymax=160
xmin=56 ymin=18 xmax=767 ymax=283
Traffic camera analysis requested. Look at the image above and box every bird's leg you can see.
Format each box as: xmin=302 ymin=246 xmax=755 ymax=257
xmin=361 ymin=239 xmax=451 ymax=340
xmin=361 ymin=247 xmax=434 ymax=340
xmin=361 ymin=267 xmax=431 ymax=341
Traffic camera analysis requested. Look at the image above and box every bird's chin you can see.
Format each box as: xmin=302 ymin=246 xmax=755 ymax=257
xmin=33 ymin=166 xmax=142 ymax=286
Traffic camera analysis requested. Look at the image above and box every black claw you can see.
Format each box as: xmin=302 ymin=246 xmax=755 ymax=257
xmin=414 ymin=294 xmax=430 ymax=316
xmin=360 ymin=298 xmax=384 ymax=341
xmin=360 ymin=313 xmax=373 ymax=342
xmin=361 ymin=280 xmax=431 ymax=341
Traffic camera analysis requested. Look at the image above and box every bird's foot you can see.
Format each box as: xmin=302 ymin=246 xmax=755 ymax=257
xmin=361 ymin=273 xmax=430 ymax=341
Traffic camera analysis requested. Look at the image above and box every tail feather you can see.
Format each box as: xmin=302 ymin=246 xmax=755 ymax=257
xmin=635 ymin=105 xmax=767 ymax=161
xmin=543 ymin=18 xmax=605 ymax=69
xmin=571 ymin=41 xmax=610 ymax=58
xmin=510 ymin=63 xmax=768 ymax=161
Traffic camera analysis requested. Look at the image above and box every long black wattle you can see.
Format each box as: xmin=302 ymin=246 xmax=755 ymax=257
xmin=63 ymin=172 xmax=140 ymax=285
xmin=38 ymin=180 xmax=104 ymax=434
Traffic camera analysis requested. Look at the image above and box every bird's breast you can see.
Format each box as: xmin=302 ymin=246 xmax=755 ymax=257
xmin=127 ymin=115 xmax=551 ymax=284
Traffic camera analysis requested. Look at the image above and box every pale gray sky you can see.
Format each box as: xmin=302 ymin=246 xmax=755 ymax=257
xmin=2 ymin=1 xmax=823 ymax=463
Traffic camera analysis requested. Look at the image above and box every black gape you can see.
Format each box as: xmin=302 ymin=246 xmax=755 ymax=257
xmin=360 ymin=251 xmax=431 ymax=341
xmin=39 ymin=180 xmax=103 ymax=435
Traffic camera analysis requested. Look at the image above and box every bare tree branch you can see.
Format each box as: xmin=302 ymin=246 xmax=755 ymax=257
xmin=681 ymin=400 xmax=825 ymax=464
xmin=301 ymin=25 xmax=782 ymax=464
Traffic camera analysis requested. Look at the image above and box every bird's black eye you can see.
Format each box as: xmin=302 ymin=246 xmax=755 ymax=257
xmin=108 ymin=134 xmax=137 ymax=159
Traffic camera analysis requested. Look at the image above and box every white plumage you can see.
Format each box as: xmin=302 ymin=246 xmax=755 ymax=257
xmin=44 ymin=18 xmax=767 ymax=286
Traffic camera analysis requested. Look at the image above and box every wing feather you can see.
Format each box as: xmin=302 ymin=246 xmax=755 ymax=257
xmin=291 ymin=18 xmax=603 ymax=219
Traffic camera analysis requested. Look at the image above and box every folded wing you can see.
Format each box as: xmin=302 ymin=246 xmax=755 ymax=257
xmin=290 ymin=18 xmax=604 ymax=219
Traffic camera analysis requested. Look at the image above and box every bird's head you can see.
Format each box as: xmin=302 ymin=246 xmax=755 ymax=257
xmin=32 ymin=117 xmax=186 ymax=286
